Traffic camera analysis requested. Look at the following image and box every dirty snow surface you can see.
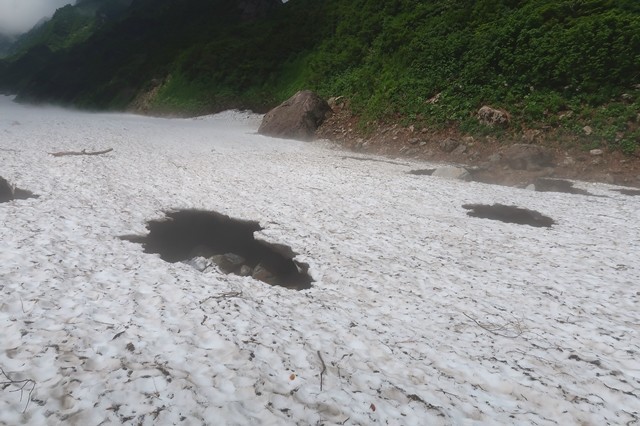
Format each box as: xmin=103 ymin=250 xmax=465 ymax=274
xmin=1 ymin=96 xmax=639 ymax=425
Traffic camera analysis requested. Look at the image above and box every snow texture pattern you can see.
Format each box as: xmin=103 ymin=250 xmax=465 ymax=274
xmin=1 ymin=96 xmax=639 ymax=425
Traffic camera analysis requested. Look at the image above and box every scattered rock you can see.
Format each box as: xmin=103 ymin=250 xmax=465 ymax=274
xmin=522 ymin=129 xmax=542 ymax=143
xmin=451 ymin=144 xmax=467 ymax=156
xmin=210 ymin=253 xmax=247 ymax=274
xmin=439 ymin=138 xmax=460 ymax=153
xmin=258 ymin=90 xmax=331 ymax=141
xmin=501 ymin=144 xmax=554 ymax=171
xmin=583 ymin=126 xmax=593 ymax=136
xmin=487 ymin=153 xmax=502 ymax=164
xmin=432 ymin=166 xmax=471 ymax=181
xmin=239 ymin=265 xmax=254 ymax=276
xmin=182 ymin=256 xmax=210 ymax=272
xmin=477 ymin=105 xmax=510 ymax=127
xmin=252 ymin=263 xmax=277 ymax=285
xmin=590 ymin=149 xmax=604 ymax=156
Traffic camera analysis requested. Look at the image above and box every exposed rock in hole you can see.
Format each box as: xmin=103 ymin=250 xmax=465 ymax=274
xmin=614 ymin=188 xmax=640 ymax=196
xmin=533 ymin=178 xmax=594 ymax=196
xmin=462 ymin=203 xmax=555 ymax=228
xmin=120 ymin=210 xmax=312 ymax=290
xmin=0 ymin=176 xmax=38 ymax=203
xmin=409 ymin=169 xmax=435 ymax=176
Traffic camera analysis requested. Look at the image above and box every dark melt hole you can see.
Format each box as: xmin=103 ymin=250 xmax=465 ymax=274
xmin=613 ymin=188 xmax=640 ymax=196
xmin=120 ymin=210 xmax=312 ymax=290
xmin=408 ymin=169 xmax=436 ymax=176
xmin=0 ymin=176 xmax=38 ymax=203
xmin=462 ymin=203 xmax=555 ymax=228
xmin=534 ymin=178 xmax=594 ymax=196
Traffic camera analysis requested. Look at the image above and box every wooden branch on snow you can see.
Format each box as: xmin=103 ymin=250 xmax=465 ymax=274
xmin=318 ymin=350 xmax=326 ymax=391
xmin=49 ymin=148 xmax=113 ymax=157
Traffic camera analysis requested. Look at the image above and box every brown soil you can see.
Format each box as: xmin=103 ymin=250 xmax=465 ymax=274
xmin=316 ymin=100 xmax=640 ymax=189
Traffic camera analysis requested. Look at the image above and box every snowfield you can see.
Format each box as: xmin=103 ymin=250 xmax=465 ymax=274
xmin=1 ymin=95 xmax=639 ymax=425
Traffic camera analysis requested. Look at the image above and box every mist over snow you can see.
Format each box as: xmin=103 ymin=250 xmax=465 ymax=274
xmin=0 ymin=0 xmax=75 ymax=35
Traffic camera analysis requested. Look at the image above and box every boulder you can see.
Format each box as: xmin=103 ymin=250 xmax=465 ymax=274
xmin=432 ymin=166 xmax=471 ymax=181
xmin=252 ymin=263 xmax=277 ymax=285
xmin=439 ymin=138 xmax=460 ymax=153
xmin=478 ymin=105 xmax=510 ymax=127
xmin=258 ymin=90 xmax=331 ymax=141
xmin=211 ymin=253 xmax=247 ymax=274
xmin=501 ymin=144 xmax=554 ymax=171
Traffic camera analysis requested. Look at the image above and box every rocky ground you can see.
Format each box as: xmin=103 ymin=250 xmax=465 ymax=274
xmin=317 ymin=99 xmax=640 ymax=189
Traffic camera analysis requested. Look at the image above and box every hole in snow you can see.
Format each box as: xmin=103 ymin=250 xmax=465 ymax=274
xmin=533 ymin=178 xmax=595 ymax=196
xmin=613 ymin=188 xmax=640 ymax=196
xmin=408 ymin=169 xmax=436 ymax=176
xmin=0 ymin=176 xmax=38 ymax=203
xmin=462 ymin=203 xmax=555 ymax=228
xmin=121 ymin=210 xmax=312 ymax=290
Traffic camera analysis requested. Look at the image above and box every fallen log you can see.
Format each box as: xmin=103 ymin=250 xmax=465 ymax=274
xmin=49 ymin=148 xmax=113 ymax=157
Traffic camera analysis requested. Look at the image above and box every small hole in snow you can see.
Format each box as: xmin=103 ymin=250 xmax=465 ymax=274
xmin=408 ymin=169 xmax=436 ymax=176
xmin=534 ymin=178 xmax=595 ymax=196
xmin=613 ymin=188 xmax=640 ymax=196
xmin=0 ymin=176 xmax=38 ymax=203
xmin=462 ymin=203 xmax=555 ymax=228
xmin=120 ymin=209 xmax=312 ymax=290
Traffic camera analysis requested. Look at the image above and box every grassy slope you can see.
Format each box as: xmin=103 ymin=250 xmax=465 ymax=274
xmin=1 ymin=0 xmax=639 ymax=152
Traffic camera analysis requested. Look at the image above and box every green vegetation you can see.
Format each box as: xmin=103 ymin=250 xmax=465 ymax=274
xmin=1 ymin=0 xmax=639 ymax=152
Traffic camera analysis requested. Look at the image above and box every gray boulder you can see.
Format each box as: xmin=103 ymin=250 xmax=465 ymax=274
xmin=432 ymin=166 xmax=471 ymax=181
xmin=211 ymin=253 xmax=247 ymax=274
xmin=258 ymin=90 xmax=331 ymax=141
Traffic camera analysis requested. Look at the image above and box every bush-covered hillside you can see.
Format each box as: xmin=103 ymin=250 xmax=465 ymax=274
xmin=1 ymin=0 xmax=639 ymax=152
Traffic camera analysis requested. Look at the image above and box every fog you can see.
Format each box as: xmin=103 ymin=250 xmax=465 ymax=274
xmin=0 ymin=0 xmax=75 ymax=35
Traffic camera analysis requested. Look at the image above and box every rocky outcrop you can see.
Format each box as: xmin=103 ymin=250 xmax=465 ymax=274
xmin=478 ymin=105 xmax=510 ymax=127
xmin=258 ymin=90 xmax=331 ymax=141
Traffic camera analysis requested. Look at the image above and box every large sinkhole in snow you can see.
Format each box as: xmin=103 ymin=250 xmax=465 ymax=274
xmin=122 ymin=210 xmax=312 ymax=290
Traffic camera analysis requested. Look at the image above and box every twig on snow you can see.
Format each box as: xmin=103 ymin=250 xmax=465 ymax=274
xmin=1 ymin=367 xmax=36 ymax=413
xmin=49 ymin=148 xmax=113 ymax=157
xmin=318 ymin=351 xmax=327 ymax=391
xmin=462 ymin=312 xmax=526 ymax=338
xmin=199 ymin=291 xmax=243 ymax=305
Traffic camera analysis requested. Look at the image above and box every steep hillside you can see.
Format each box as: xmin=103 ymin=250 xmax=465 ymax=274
xmin=0 ymin=0 xmax=638 ymax=153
